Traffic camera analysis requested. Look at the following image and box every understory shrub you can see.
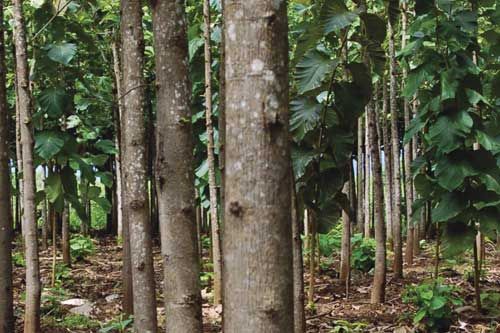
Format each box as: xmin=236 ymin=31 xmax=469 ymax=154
xmin=350 ymin=234 xmax=376 ymax=273
xmin=403 ymin=279 xmax=463 ymax=332
xmin=70 ymin=234 xmax=95 ymax=261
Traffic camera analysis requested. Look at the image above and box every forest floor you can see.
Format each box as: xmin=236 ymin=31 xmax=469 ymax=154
xmin=11 ymin=236 xmax=500 ymax=332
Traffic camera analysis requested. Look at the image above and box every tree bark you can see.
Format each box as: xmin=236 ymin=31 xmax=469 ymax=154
xmin=41 ymin=168 xmax=48 ymax=250
xmin=357 ymin=119 xmax=364 ymax=234
xmin=388 ymin=19 xmax=403 ymax=278
xmin=291 ymin=172 xmax=305 ymax=333
xmin=339 ymin=181 xmax=351 ymax=284
xmin=13 ymin=0 xmax=42 ymax=330
xmin=0 ymin=0 xmax=14 ymax=327
xmin=223 ymin=1 xmax=293 ymax=331
xmin=62 ymin=203 xmax=70 ymax=266
xmin=401 ymin=4 xmax=414 ymax=267
xmin=151 ymin=1 xmax=203 ymax=332
xmin=368 ymin=89 xmax=386 ymax=304
xmin=364 ymin=111 xmax=371 ymax=238
xmin=120 ymin=0 xmax=157 ymax=331
xmin=203 ymin=0 xmax=222 ymax=305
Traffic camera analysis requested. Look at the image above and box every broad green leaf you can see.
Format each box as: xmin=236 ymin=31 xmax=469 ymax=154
xmin=47 ymin=43 xmax=77 ymax=65
xmin=87 ymin=186 xmax=101 ymax=200
xmin=360 ymin=13 xmax=386 ymax=44
xmin=35 ymin=131 xmax=65 ymax=160
xmin=290 ymin=97 xmax=322 ymax=141
xmin=95 ymin=139 xmax=117 ymax=154
xmin=295 ymin=50 xmax=335 ymax=94
xmin=427 ymin=110 xmax=473 ymax=154
xmin=321 ymin=0 xmax=360 ymax=34
xmin=441 ymin=69 xmax=460 ymax=101
xmin=292 ymin=146 xmax=317 ymax=180
xmin=39 ymin=88 xmax=67 ymax=118
xmin=94 ymin=197 xmax=112 ymax=213
xmin=46 ymin=174 xmax=63 ymax=203
xmin=432 ymin=192 xmax=465 ymax=223
xmin=430 ymin=296 xmax=446 ymax=310
xmin=60 ymin=166 xmax=77 ymax=196
xmin=435 ymin=155 xmax=478 ymax=191
xmin=96 ymin=171 xmax=114 ymax=188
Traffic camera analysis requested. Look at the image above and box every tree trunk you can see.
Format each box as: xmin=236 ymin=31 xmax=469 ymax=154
xmin=291 ymin=172 xmax=305 ymax=333
xmin=203 ymin=0 xmax=222 ymax=305
xmin=307 ymin=213 xmax=317 ymax=309
xmin=120 ymin=0 xmax=157 ymax=330
xmin=218 ymin=0 xmax=226 ymax=235
xmin=412 ymin=101 xmax=420 ymax=257
xmin=223 ymin=1 xmax=293 ymax=331
xmin=41 ymin=168 xmax=48 ymax=250
xmin=388 ymin=19 xmax=403 ymax=279
xmin=13 ymin=0 xmax=42 ymax=330
xmin=368 ymin=90 xmax=386 ymax=304
xmin=402 ymin=4 xmax=414 ymax=267
xmin=0 ymin=1 xmax=14 ymax=326
xmin=339 ymin=181 xmax=351 ymax=284
xmin=364 ymin=111 xmax=371 ymax=238
xmin=151 ymin=1 xmax=203 ymax=331
xmin=357 ymin=119 xmax=364 ymax=233
xmin=62 ymin=203 xmax=70 ymax=266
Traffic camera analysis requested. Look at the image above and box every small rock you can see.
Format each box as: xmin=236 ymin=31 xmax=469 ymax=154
xmin=69 ymin=302 xmax=94 ymax=317
xmin=61 ymin=298 xmax=87 ymax=307
xmin=105 ymin=294 xmax=120 ymax=303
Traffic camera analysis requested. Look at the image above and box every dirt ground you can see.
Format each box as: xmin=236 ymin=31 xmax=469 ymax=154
xmin=12 ymin=237 xmax=500 ymax=332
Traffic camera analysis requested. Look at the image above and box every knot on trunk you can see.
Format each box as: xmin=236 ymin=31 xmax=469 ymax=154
xmin=229 ymin=201 xmax=243 ymax=218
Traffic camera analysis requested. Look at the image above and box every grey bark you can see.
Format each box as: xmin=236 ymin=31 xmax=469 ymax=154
xmin=152 ymin=0 xmax=203 ymax=332
xmin=402 ymin=4 xmax=414 ymax=267
xmin=339 ymin=180 xmax=350 ymax=283
xmin=368 ymin=90 xmax=386 ymax=304
xmin=364 ymin=111 xmax=371 ymax=238
xmin=120 ymin=0 xmax=158 ymax=331
xmin=223 ymin=1 xmax=293 ymax=332
xmin=203 ymin=0 xmax=222 ymax=305
xmin=62 ymin=203 xmax=70 ymax=266
xmin=381 ymin=78 xmax=393 ymax=246
xmin=356 ymin=119 xmax=364 ymax=233
xmin=0 ymin=0 xmax=14 ymax=327
xmin=291 ymin=173 xmax=305 ymax=333
xmin=13 ymin=0 xmax=42 ymax=330
xmin=388 ymin=19 xmax=403 ymax=278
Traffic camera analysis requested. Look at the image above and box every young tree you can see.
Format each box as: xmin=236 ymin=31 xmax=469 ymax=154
xmin=0 ymin=0 xmax=14 ymax=328
xmin=340 ymin=180 xmax=351 ymax=284
xmin=368 ymin=89 xmax=386 ymax=303
xmin=203 ymin=0 xmax=222 ymax=305
xmin=291 ymin=174 xmax=305 ymax=333
xmin=120 ymin=0 xmax=157 ymax=330
xmin=388 ymin=17 xmax=403 ymax=279
xmin=62 ymin=204 xmax=70 ymax=266
xmin=401 ymin=3 xmax=414 ymax=266
xmin=381 ymin=78 xmax=393 ymax=246
xmin=223 ymin=1 xmax=293 ymax=331
xmin=13 ymin=0 xmax=42 ymax=330
xmin=151 ymin=0 xmax=203 ymax=332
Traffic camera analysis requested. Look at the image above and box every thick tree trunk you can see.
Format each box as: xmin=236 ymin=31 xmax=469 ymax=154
xmin=13 ymin=0 xmax=42 ymax=331
xmin=0 ymin=1 xmax=14 ymax=327
xmin=356 ymin=119 xmax=364 ymax=233
xmin=203 ymin=0 xmax=222 ymax=305
xmin=62 ymin=203 xmax=70 ymax=266
xmin=291 ymin=173 xmax=305 ymax=333
xmin=120 ymin=1 xmax=157 ymax=331
xmin=388 ymin=19 xmax=403 ymax=278
xmin=223 ymin=1 xmax=293 ymax=331
xmin=364 ymin=112 xmax=371 ymax=238
xmin=367 ymin=90 xmax=386 ymax=304
xmin=152 ymin=1 xmax=203 ymax=332
xmin=402 ymin=4 xmax=414 ymax=267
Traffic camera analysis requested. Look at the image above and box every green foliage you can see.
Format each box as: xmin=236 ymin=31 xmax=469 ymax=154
xmin=99 ymin=315 xmax=134 ymax=333
xmin=480 ymin=292 xmax=500 ymax=317
xmin=403 ymin=280 xmax=463 ymax=332
xmin=70 ymin=235 xmax=95 ymax=261
xmin=402 ymin=0 xmax=500 ymax=255
xmin=318 ymin=224 xmax=342 ymax=257
xmin=56 ymin=314 xmax=100 ymax=330
xmin=350 ymin=234 xmax=376 ymax=273
xmin=47 ymin=42 xmax=77 ymax=65
xmin=330 ymin=320 xmax=368 ymax=333
xmin=12 ymin=251 xmax=26 ymax=267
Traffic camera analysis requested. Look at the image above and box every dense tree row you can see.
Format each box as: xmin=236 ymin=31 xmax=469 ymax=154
xmin=0 ymin=0 xmax=498 ymax=332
